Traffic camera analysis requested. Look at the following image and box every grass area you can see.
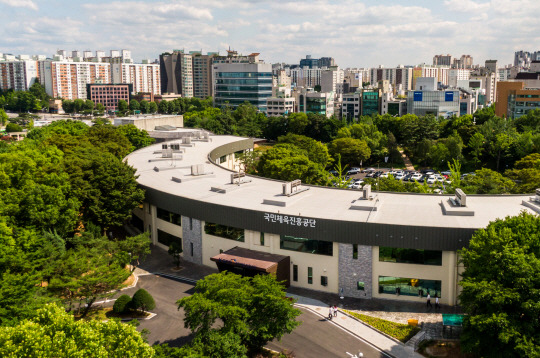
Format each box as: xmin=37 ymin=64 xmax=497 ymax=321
xmin=343 ymin=309 xmax=420 ymax=343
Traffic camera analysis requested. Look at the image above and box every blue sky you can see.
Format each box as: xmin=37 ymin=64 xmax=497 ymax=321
xmin=1 ymin=0 xmax=539 ymax=67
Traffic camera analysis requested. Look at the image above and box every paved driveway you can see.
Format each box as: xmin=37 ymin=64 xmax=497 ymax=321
xmin=118 ymin=275 xmax=389 ymax=357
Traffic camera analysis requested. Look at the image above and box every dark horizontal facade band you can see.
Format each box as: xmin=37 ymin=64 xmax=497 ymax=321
xmin=141 ymin=185 xmax=476 ymax=252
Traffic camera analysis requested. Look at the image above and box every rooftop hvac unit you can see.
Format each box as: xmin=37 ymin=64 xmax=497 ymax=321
xmin=170 ymin=143 xmax=180 ymax=151
xmin=362 ymin=184 xmax=371 ymax=199
xmin=182 ymin=137 xmax=191 ymax=144
xmin=162 ymin=148 xmax=173 ymax=158
xmin=191 ymin=164 xmax=204 ymax=176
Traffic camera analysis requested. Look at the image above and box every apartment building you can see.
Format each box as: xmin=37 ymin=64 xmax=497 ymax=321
xmin=112 ymin=62 xmax=160 ymax=96
xmin=448 ymin=69 xmax=471 ymax=88
xmin=0 ymin=56 xmax=40 ymax=92
xmin=39 ymin=59 xmax=111 ymax=99
xmin=321 ymin=67 xmax=344 ymax=95
xmin=369 ymin=66 xmax=413 ymax=93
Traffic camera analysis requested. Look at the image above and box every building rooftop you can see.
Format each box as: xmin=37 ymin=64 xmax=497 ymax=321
xmin=126 ymin=133 xmax=535 ymax=232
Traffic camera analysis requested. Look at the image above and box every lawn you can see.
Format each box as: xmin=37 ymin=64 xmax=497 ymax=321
xmin=342 ymin=309 xmax=420 ymax=343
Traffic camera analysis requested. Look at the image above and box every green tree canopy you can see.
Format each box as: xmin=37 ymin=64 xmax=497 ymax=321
xmin=0 ymin=304 xmax=154 ymax=357
xmin=177 ymin=272 xmax=301 ymax=355
xmin=462 ymin=168 xmax=515 ymax=194
xmin=327 ymin=137 xmax=371 ymax=166
xmin=459 ymin=212 xmax=540 ymax=357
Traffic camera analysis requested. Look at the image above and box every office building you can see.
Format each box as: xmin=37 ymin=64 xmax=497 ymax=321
xmin=448 ymin=69 xmax=471 ymax=88
xmin=87 ymin=83 xmax=132 ymax=111
xmin=213 ymin=51 xmax=272 ymax=111
xmin=370 ymin=65 xmax=413 ymax=92
xmin=507 ymin=88 xmax=540 ymax=118
xmin=299 ymin=55 xmax=334 ymax=69
xmin=321 ymin=67 xmax=344 ymax=95
xmin=297 ymin=88 xmax=334 ymax=117
xmin=407 ymin=87 xmax=460 ymax=118
xmin=127 ymin=132 xmax=536 ymax=306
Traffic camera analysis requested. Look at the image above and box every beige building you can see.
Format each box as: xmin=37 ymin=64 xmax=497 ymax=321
xmin=127 ymin=134 xmax=537 ymax=306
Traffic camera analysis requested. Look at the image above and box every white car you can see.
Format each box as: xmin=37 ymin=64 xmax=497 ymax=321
xmin=426 ymin=175 xmax=437 ymax=184
xmin=349 ymin=182 xmax=363 ymax=189
xmin=410 ymin=173 xmax=423 ymax=182
xmin=379 ymin=172 xmax=389 ymax=178
xmin=394 ymin=173 xmax=405 ymax=180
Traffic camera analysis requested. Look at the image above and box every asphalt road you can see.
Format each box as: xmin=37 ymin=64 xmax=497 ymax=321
xmin=267 ymin=309 xmax=388 ymax=358
xmin=121 ymin=275 xmax=389 ymax=357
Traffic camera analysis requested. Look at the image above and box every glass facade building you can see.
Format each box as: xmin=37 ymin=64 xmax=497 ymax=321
xmin=407 ymin=90 xmax=460 ymax=118
xmin=213 ymin=63 xmax=273 ymax=112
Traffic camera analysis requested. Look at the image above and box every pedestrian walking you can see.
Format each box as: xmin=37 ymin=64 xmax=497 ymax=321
xmin=333 ymin=305 xmax=338 ymax=317
xmin=426 ymin=293 xmax=432 ymax=308
xmin=328 ymin=305 xmax=333 ymax=320
xmin=435 ymin=295 xmax=440 ymax=309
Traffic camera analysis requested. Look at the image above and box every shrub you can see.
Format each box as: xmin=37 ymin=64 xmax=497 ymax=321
xmin=131 ymin=289 xmax=155 ymax=312
xmin=343 ymin=309 xmax=420 ymax=343
xmin=113 ymin=294 xmax=132 ymax=314
xmin=5 ymin=122 xmax=23 ymax=132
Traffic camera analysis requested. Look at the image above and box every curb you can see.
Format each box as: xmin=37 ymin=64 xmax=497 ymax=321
xmin=120 ymin=312 xmax=157 ymax=321
xmin=294 ymin=303 xmax=396 ymax=358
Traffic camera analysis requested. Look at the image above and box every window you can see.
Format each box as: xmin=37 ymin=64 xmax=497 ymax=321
xmin=321 ymin=276 xmax=328 ymax=286
xmin=357 ymin=281 xmax=365 ymax=291
xmin=280 ymin=235 xmax=333 ymax=256
xmin=204 ymin=222 xmax=244 ymax=242
xmin=147 ymin=204 xmax=151 ymax=214
xmin=260 ymin=232 xmax=265 ymax=246
xmin=353 ymin=244 xmax=358 ymax=259
xmin=157 ymin=229 xmax=181 ymax=247
xmin=219 ymin=155 xmax=227 ymax=164
xmin=293 ymin=265 xmax=298 ymax=282
xmin=189 ymin=218 xmax=193 ymax=230
xmin=378 ymin=276 xmax=441 ymax=297
xmin=156 ymin=207 xmax=182 ymax=226
xmin=190 ymin=242 xmax=194 ymax=256
xmin=307 ymin=267 xmax=313 ymax=284
xmin=379 ymin=247 xmax=442 ymax=266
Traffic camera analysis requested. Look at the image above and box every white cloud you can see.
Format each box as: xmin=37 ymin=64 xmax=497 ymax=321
xmin=444 ymin=0 xmax=490 ymax=12
xmin=0 ymin=0 xmax=37 ymax=11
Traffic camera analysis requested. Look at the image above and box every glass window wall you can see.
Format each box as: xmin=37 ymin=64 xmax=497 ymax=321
xmin=379 ymin=247 xmax=442 ymax=266
xmin=280 ymin=235 xmax=333 ymax=256
xmin=378 ymin=276 xmax=441 ymax=297
xmin=204 ymin=222 xmax=245 ymax=242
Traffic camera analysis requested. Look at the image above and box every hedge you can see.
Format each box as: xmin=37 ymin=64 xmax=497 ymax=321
xmin=343 ymin=309 xmax=420 ymax=343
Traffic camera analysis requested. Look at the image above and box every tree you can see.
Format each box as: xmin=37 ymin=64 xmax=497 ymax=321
xmin=168 ymin=241 xmax=183 ymax=269
xmin=113 ymin=294 xmax=132 ymax=313
xmin=5 ymin=122 xmax=22 ymax=132
xmin=0 ymin=109 xmax=7 ymax=126
xmin=327 ymin=137 xmax=371 ymax=166
xmin=462 ymin=168 xmax=515 ymax=194
xmin=468 ymin=132 xmax=485 ymax=168
xmin=116 ymin=232 xmax=152 ymax=267
xmin=177 ymin=272 xmax=301 ymax=355
xmin=459 ymin=212 xmax=540 ymax=357
xmin=117 ymin=100 xmax=129 ymax=114
xmin=139 ymin=100 xmax=149 ymax=114
xmin=149 ymin=101 xmax=158 ymax=114
xmin=84 ymin=99 xmax=95 ymax=112
xmin=117 ymin=124 xmax=155 ymax=151
xmin=0 ymin=304 xmax=155 ymax=357
xmin=129 ymin=99 xmax=140 ymax=112
xmin=506 ymin=153 xmax=540 ymax=193
xmin=132 ymin=289 xmax=156 ymax=312
xmin=288 ymin=112 xmax=309 ymax=134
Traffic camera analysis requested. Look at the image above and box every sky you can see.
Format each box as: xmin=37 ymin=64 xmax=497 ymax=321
xmin=1 ymin=0 xmax=539 ymax=68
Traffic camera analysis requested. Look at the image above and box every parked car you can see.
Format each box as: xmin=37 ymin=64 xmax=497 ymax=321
xmin=410 ymin=173 xmax=423 ymax=182
xmin=349 ymin=182 xmax=363 ymax=189
xmin=362 ymin=168 xmax=376 ymax=173
xmin=426 ymin=175 xmax=437 ymax=184
xmin=394 ymin=173 xmax=405 ymax=180
xmin=347 ymin=168 xmax=361 ymax=175
xmin=441 ymin=171 xmax=452 ymax=177
xmin=379 ymin=172 xmax=389 ymax=178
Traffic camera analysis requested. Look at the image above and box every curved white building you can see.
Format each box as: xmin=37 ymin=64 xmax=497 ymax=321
xmin=126 ymin=131 xmax=538 ymax=305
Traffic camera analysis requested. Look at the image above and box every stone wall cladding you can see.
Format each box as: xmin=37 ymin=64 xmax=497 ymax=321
xmin=182 ymin=217 xmax=203 ymax=265
xmin=338 ymin=243 xmax=372 ymax=299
